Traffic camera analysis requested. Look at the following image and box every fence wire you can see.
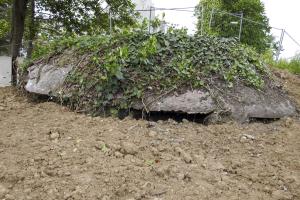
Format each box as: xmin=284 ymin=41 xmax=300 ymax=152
xmin=1 ymin=6 xmax=299 ymax=60
xmin=129 ymin=6 xmax=300 ymax=60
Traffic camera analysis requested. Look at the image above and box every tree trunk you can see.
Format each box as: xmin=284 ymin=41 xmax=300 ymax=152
xmin=11 ymin=0 xmax=28 ymax=86
xmin=27 ymin=0 xmax=35 ymax=59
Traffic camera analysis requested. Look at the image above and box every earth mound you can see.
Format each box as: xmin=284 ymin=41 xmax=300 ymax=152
xmin=24 ymin=27 xmax=296 ymax=122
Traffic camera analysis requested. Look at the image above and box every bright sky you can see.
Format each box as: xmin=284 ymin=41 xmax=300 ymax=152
xmin=152 ymin=0 xmax=300 ymax=58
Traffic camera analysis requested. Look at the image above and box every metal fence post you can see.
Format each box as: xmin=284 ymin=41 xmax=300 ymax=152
xmin=238 ymin=12 xmax=243 ymax=41
xmin=149 ymin=6 xmax=153 ymax=33
xmin=276 ymin=29 xmax=285 ymax=62
xmin=109 ymin=9 xmax=112 ymax=34
xmin=209 ymin=8 xmax=214 ymax=31
xmin=200 ymin=6 xmax=204 ymax=35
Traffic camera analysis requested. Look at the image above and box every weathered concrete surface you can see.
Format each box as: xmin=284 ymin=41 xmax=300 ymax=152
xmin=0 ymin=56 xmax=11 ymax=87
xmin=224 ymin=85 xmax=297 ymax=122
xmin=133 ymin=90 xmax=216 ymax=114
xmin=135 ymin=86 xmax=296 ymax=122
xmin=24 ymin=63 xmax=297 ymax=122
xmin=25 ymin=64 xmax=72 ymax=95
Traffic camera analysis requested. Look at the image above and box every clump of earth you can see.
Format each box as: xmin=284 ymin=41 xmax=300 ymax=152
xmin=0 ymin=70 xmax=299 ymax=200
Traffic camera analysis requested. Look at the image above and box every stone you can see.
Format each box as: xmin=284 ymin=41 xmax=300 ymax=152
xmin=242 ymin=134 xmax=255 ymax=140
xmin=41 ymin=146 xmax=50 ymax=152
xmin=25 ymin=63 xmax=73 ymax=95
xmin=167 ymin=118 xmax=178 ymax=125
xmin=114 ymin=151 xmax=123 ymax=158
xmin=174 ymin=147 xmax=193 ymax=164
xmin=0 ymin=184 xmax=8 ymax=198
xmin=147 ymin=121 xmax=157 ymax=128
xmin=272 ymin=190 xmax=293 ymax=200
xmin=182 ymin=119 xmax=189 ymax=123
xmin=133 ymin=90 xmax=215 ymax=114
xmin=240 ymin=136 xmax=248 ymax=143
xmin=5 ymin=194 xmax=15 ymax=200
xmin=121 ymin=142 xmax=138 ymax=155
xmin=148 ymin=130 xmax=157 ymax=137
xmin=283 ymin=117 xmax=293 ymax=128
xmin=151 ymin=147 xmax=160 ymax=156
xmin=49 ymin=131 xmax=60 ymax=140
xmin=182 ymin=151 xmax=193 ymax=164
xmin=133 ymin=86 xmax=296 ymax=123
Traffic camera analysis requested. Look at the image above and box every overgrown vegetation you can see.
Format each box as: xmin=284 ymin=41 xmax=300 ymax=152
xmin=272 ymin=58 xmax=300 ymax=74
xmin=262 ymin=51 xmax=300 ymax=74
xmin=196 ymin=0 xmax=272 ymax=53
xmin=28 ymin=25 xmax=268 ymax=115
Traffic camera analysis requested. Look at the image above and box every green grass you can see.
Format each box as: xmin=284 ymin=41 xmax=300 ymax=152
xmin=272 ymin=57 xmax=300 ymax=74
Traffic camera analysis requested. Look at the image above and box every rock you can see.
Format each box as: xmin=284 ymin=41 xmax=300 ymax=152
xmin=272 ymin=190 xmax=293 ymax=200
xmin=133 ymin=90 xmax=215 ymax=115
xmin=114 ymin=151 xmax=124 ymax=158
xmin=153 ymin=165 xmax=170 ymax=177
xmin=151 ymin=147 xmax=160 ymax=156
xmin=40 ymin=146 xmax=50 ymax=152
xmin=182 ymin=119 xmax=189 ymax=123
xmin=174 ymin=147 xmax=193 ymax=164
xmin=0 ymin=184 xmax=8 ymax=198
xmin=0 ymin=106 xmax=5 ymax=111
xmin=148 ymin=130 xmax=157 ymax=137
xmin=182 ymin=152 xmax=193 ymax=164
xmin=121 ymin=142 xmax=138 ymax=155
xmin=25 ymin=62 xmax=73 ymax=95
xmin=5 ymin=194 xmax=15 ymax=200
xmin=49 ymin=131 xmax=60 ymax=140
xmin=110 ymin=144 xmax=121 ymax=151
xmin=167 ymin=118 xmax=178 ymax=125
xmin=147 ymin=121 xmax=157 ymax=128
xmin=95 ymin=141 xmax=107 ymax=150
xmin=240 ymin=136 xmax=248 ymax=143
xmin=101 ymin=195 xmax=110 ymax=200
xmin=133 ymin=86 xmax=296 ymax=123
xmin=282 ymin=117 xmax=293 ymax=128
xmin=242 ymin=134 xmax=255 ymax=140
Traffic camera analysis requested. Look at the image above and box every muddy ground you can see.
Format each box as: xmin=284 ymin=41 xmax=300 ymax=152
xmin=0 ymin=70 xmax=299 ymax=200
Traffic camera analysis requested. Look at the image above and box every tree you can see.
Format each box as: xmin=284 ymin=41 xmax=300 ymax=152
xmin=35 ymin=0 xmax=137 ymax=37
xmin=1 ymin=0 xmax=138 ymax=85
xmin=11 ymin=0 xmax=28 ymax=85
xmin=196 ymin=0 xmax=272 ymax=53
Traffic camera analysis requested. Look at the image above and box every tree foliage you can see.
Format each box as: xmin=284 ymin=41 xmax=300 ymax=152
xmin=196 ymin=0 xmax=272 ymax=53
xmin=0 ymin=0 xmax=138 ymax=52
xmin=0 ymin=0 xmax=11 ymax=53
xmin=36 ymin=0 xmax=138 ymax=36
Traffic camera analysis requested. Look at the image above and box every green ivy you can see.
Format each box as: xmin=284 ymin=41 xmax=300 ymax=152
xmin=28 ymin=25 xmax=268 ymax=114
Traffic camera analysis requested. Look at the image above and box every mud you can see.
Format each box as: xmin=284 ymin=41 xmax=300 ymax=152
xmin=0 ymin=70 xmax=300 ymax=200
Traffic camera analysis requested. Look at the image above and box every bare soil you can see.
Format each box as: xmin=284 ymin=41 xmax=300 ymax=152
xmin=0 ymin=71 xmax=299 ymax=200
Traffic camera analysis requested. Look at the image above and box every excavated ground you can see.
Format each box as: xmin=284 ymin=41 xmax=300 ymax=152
xmin=0 ymin=70 xmax=299 ymax=200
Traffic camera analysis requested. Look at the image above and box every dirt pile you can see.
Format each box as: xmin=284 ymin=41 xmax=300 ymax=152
xmin=0 ymin=70 xmax=299 ymax=199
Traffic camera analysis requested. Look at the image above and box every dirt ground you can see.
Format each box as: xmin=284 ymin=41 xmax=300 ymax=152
xmin=0 ymin=71 xmax=299 ymax=200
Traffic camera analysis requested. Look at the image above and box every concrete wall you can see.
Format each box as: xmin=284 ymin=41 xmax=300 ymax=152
xmin=0 ymin=56 xmax=11 ymax=87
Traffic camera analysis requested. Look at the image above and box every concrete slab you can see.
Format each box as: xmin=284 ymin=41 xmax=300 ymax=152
xmin=0 ymin=56 xmax=11 ymax=87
